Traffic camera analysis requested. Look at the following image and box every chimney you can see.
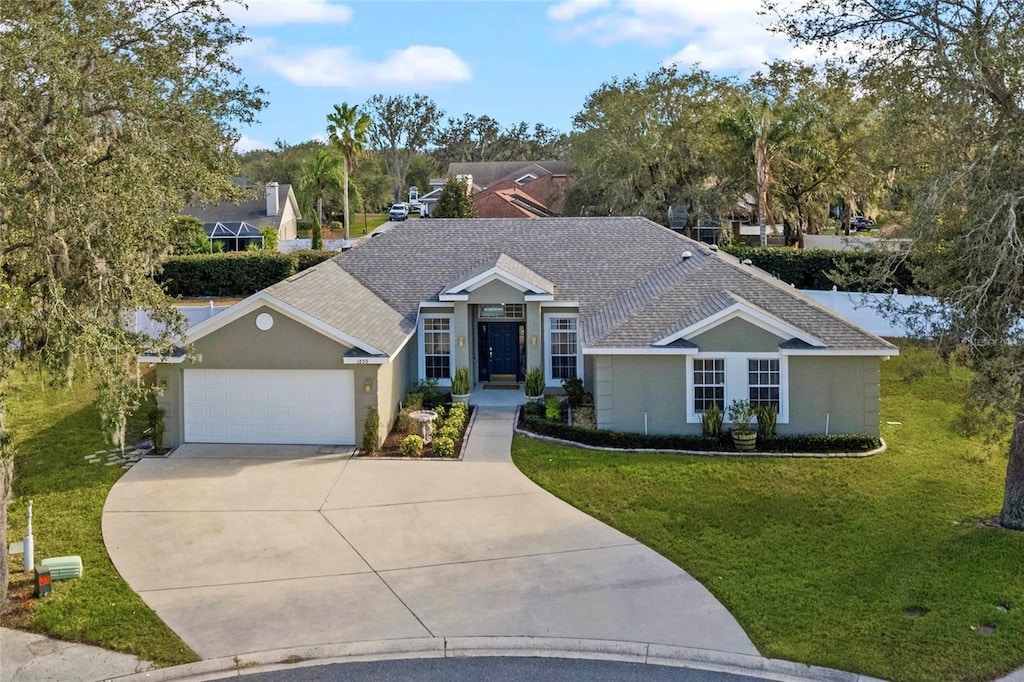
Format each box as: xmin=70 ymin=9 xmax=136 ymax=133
xmin=266 ymin=182 xmax=279 ymax=217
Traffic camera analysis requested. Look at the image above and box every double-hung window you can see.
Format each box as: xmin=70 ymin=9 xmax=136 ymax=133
xmin=748 ymin=358 xmax=781 ymax=409
xmin=544 ymin=314 xmax=581 ymax=386
xmin=687 ymin=354 xmax=788 ymax=423
xmin=692 ymin=358 xmax=725 ymax=413
xmin=420 ymin=315 xmax=452 ymax=382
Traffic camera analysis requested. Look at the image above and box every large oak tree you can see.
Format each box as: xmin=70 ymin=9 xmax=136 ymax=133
xmin=774 ymin=0 xmax=1024 ymax=528
xmin=0 ymin=0 xmax=263 ymax=602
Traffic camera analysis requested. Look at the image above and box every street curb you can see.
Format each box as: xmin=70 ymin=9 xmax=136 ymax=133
xmin=105 ymin=636 xmax=888 ymax=682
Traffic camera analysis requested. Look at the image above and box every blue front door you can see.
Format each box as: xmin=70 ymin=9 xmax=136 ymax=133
xmin=479 ymin=322 xmax=523 ymax=380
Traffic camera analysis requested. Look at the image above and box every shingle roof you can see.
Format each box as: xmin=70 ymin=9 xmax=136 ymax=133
xmin=443 ymin=253 xmax=555 ymax=295
xmin=183 ymin=184 xmax=295 ymax=230
xmin=265 ymin=260 xmax=412 ymax=356
xmin=446 ymin=161 xmax=568 ymax=189
xmin=270 ymin=217 xmax=895 ymax=356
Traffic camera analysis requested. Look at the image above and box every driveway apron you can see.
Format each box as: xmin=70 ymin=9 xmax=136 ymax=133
xmin=103 ymin=412 xmax=758 ymax=660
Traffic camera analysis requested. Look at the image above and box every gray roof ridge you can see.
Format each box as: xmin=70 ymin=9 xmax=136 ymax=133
xmin=712 ymin=249 xmax=899 ymax=351
xmin=583 ymin=250 xmax=707 ymax=345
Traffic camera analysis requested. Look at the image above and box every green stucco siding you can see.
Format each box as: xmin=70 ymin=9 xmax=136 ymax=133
xmin=467 ymin=280 xmax=526 ymax=305
xmin=156 ymin=306 xmax=384 ymax=448
xmin=592 ymin=355 xmax=691 ymax=435
xmin=691 ymin=318 xmax=784 ymax=352
xmin=785 ymin=356 xmax=881 ymax=436
xmin=376 ymin=339 xmax=414 ymax=447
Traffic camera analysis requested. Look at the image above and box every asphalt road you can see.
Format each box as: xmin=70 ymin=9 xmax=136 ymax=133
xmin=222 ymin=657 xmax=765 ymax=682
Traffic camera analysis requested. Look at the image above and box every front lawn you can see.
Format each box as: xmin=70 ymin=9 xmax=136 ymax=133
xmin=512 ymin=344 xmax=1024 ymax=682
xmin=1 ymin=370 xmax=199 ymax=667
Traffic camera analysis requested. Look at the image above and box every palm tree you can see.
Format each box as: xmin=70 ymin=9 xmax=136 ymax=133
xmin=326 ymin=103 xmax=371 ymax=241
xmin=721 ymin=99 xmax=811 ymax=246
xmin=296 ymin=148 xmax=344 ymax=236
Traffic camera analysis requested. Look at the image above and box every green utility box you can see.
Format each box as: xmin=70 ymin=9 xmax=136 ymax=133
xmin=39 ymin=556 xmax=83 ymax=581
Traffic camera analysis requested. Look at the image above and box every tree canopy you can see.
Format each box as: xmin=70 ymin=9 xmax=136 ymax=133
xmin=775 ymin=0 xmax=1024 ymax=528
xmin=434 ymin=177 xmax=476 ymax=218
xmin=0 ymin=0 xmax=263 ymax=601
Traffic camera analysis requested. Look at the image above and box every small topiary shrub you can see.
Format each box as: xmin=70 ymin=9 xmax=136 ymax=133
xmin=396 ymin=408 xmax=416 ymax=434
xmin=412 ymin=377 xmax=442 ymax=408
xmin=148 ymin=406 xmax=165 ymax=453
xmin=561 ymin=377 xmax=587 ymax=407
xmin=362 ymin=406 xmax=379 ymax=455
xmin=260 ymin=226 xmax=279 ymax=252
xmin=437 ymin=425 xmax=460 ymax=442
xmin=432 ymin=436 xmax=455 ymax=458
xmin=545 ymin=396 xmax=561 ymax=421
xmin=400 ymin=434 xmax=424 ymax=457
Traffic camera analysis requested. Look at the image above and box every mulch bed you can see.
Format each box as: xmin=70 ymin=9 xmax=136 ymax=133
xmin=373 ymin=406 xmax=474 ymax=458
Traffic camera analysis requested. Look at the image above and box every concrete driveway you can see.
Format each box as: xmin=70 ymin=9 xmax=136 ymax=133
xmin=103 ymin=441 xmax=758 ymax=660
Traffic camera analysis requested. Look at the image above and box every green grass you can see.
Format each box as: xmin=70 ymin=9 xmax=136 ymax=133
xmin=3 ymin=371 xmax=199 ymax=667
xmin=297 ymin=212 xmax=394 ymax=238
xmin=512 ymin=344 xmax=1024 ymax=682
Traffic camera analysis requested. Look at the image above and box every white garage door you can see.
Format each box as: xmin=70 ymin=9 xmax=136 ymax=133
xmin=184 ymin=370 xmax=355 ymax=445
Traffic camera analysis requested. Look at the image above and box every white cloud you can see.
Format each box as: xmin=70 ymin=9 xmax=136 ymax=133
xmin=549 ymin=0 xmax=804 ymax=71
xmin=263 ymin=44 xmax=472 ymax=88
xmin=235 ymin=134 xmax=272 ymax=152
xmin=222 ymin=0 xmax=352 ymax=26
xmin=547 ymin=0 xmax=611 ymax=22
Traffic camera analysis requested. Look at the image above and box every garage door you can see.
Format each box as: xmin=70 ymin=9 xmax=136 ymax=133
xmin=183 ymin=370 xmax=355 ymax=444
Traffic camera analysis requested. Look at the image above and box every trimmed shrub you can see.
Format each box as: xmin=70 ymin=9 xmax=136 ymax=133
xmin=721 ymin=245 xmax=918 ymax=292
xmin=561 ymin=377 xmax=587 ymax=406
xmin=433 ymin=405 xmax=446 ymax=420
xmin=520 ymin=414 xmax=879 ymax=453
xmin=437 ymin=424 xmax=460 ymax=442
xmin=545 ymin=396 xmax=561 ymax=421
xmin=400 ymin=434 xmax=424 ymax=457
xmin=293 ymin=249 xmax=334 ymax=272
xmin=259 ymin=226 xmax=279 ymax=252
xmin=157 ymin=252 xmax=296 ymax=297
xmin=362 ymin=407 xmax=379 ymax=455
xmin=148 ymin=407 xmax=165 ymax=453
xmin=412 ymin=378 xmax=442 ymax=408
xmin=311 ymin=220 xmax=323 ymax=250
xmin=432 ymin=436 xmax=455 ymax=458
xmin=405 ymin=393 xmax=424 ymax=411
xmin=396 ymin=408 xmax=416 ymax=434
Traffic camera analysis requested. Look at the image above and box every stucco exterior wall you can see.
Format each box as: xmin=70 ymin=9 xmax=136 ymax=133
xmin=156 ymin=306 xmax=380 ymax=448
xmin=278 ymin=194 xmax=298 ymax=240
xmin=466 ymin=281 xmax=526 ymax=305
xmin=590 ymin=352 xmax=883 ymax=437
xmin=592 ymin=355 xmax=691 ymax=435
xmin=375 ymin=338 xmax=414 ymax=447
xmin=690 ymin=318 xmax=783 ymax=352
xmin=785 ymin=356 xmax=881 ymax=435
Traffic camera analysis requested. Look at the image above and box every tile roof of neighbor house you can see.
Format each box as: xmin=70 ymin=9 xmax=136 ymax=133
xmin=182 ymin=184 xmax=296 ymax=230
xmin=266 ymin=217 xmax=896 ymax=356
xmin=446 ymin=161 xmax=568 ymax=189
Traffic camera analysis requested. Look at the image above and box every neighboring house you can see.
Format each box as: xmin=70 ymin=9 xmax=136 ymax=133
xmin=420 ymin=161 xmax=574 ymax=218
xmin=182 ymin=182 xmax=301 ymax=244
xmin=149 ymin=217 xmax=897 ymax=449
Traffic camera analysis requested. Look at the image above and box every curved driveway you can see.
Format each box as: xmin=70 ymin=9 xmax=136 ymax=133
xmin=103 ymin=411 xmax=757 ymax=660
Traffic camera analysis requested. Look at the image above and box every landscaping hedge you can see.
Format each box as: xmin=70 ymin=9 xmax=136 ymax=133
xmin=520 ymin=413 xmax=880 ymax=453
xmin=722 ymin=245 xmax=917 ymax=293
xmin=156 ymin=250 xmax=337 ymax=297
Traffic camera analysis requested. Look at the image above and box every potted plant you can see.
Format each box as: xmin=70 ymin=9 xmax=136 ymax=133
xmin=450 ymin=366 xmax=470 ymax=403
xmin=524 ymin=366 xmax=545 ymax=403
xmin=727 ymin=399 xmax=758 ymax=451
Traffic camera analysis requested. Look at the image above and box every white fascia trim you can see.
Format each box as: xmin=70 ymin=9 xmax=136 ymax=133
xmin=438 ymin=293 xmax=470 ymax=302
xmin=139 ymin=354 xmax=186 ymax=364
xmin=419 ymin=301 xmax=456 ymax=309
xmin=583 ymin=347 xmax=697 ymax=356
xmin=685 ymin=353 xmax=790 ymax=425
xmin=185 ymin=291 xmax=385 ymax=357
xmin=524 ymin=293 xmax=555 ymax=301
xmin=781 ymin=348 xmax=899 ymax=357
xmin=445 ymin=268 xmax=551 ymax=296
xmin=539 ymin=301 xmax=580 ymax=308
xmin=655 ymin=302 xmax=826 ymax=349
xmin=343 ymin=356 xmax=388 ymax=365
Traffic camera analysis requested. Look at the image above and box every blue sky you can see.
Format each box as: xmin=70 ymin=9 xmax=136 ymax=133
xmin=227 ymin=0 xmax=807 ymax=151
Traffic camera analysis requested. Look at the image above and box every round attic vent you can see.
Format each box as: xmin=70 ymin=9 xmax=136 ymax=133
xmin=681 ymin=251 xmax=693 ymax=259
xmin=256 ymin=312 xmax=274 ymax=331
